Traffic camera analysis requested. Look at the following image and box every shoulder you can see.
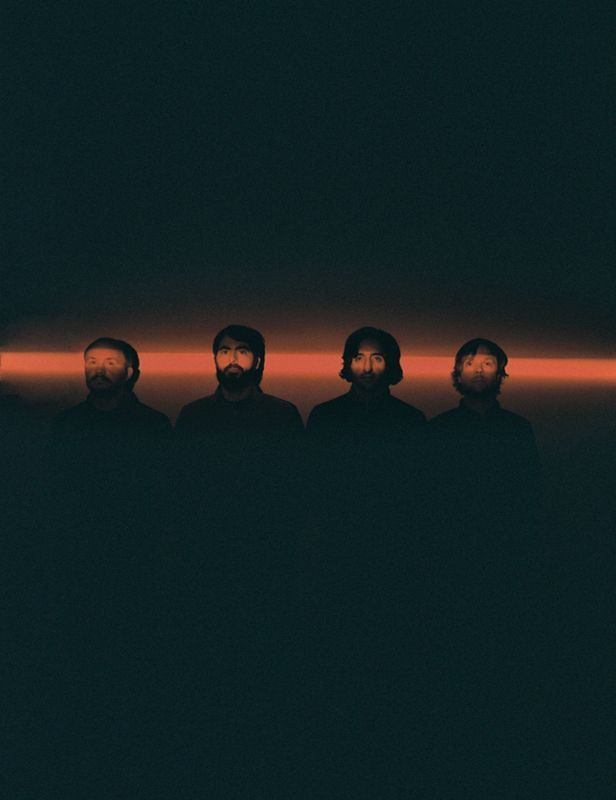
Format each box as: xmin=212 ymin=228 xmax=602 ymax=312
xmin=307 ymin=394 xmax=349 ymax=426
xmin=259 ymin=392 xmax=299 ymax=412
xmin=495 ymin=407 xmax=535 ymax=433
xmin=258 ymin=392 xmax=303 ymax=424
xmin=429 ymin=407 xmax=461 ymax=427
xmin=309 ymin=393 xmax=349 ymax=416
xmin=176 ymin=395 xmax=216 ymax=421
xmin=132 ymin=399 xmax=172 ymax=429
xmin=387 ymin=394 xmax=427 ymax=422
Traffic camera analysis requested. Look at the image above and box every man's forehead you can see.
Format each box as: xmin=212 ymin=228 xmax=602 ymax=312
xmin=461 ymin=347 xmax=496 ymax=358
xmin=355 ymin=339 xmax=384 ymax=354
xmin=217 ymin=336 xmax=252 ymax=351
xmin=84 ymin=347 xmax=127 ymax=360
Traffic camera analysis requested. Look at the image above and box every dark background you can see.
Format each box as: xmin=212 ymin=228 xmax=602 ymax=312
xmin=2 ymin=2 xmax=614 ymax=355
xmin=2 ymin=5 xmax=614 ymax=795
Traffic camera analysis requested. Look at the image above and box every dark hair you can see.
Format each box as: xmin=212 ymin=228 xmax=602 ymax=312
xmin=84 ymin=337 xmax=140 ymax=389
xmin=339 ymin=327 xmax=403 ymax=385
xmin=452 ymin=337 xmax=509 ymax=394
xmin=212 ymin=325 xmax=265 ymax=385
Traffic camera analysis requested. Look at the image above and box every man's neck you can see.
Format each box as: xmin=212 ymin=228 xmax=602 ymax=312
xmin=462 ymin=394 xmax=497 ymax=416
xmin=351 ymin=383 xmax=390 ymax=403
xmin=89 ymin=390 xmax=127 ymax=412
xmin=219 ymin=383 xmax=255 ymax=403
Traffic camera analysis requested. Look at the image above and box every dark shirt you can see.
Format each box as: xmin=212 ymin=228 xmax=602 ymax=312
xmin=174 ymin=384 xmax=305 ymax=535
xmin=307 ymin=386 xmax=426 ymax=445
xmin=50 ymin=392 xmax=172 ymax=504
xmin=175 ymin=384 xmax=304 ymax=450
xmin=307 ymin=387 xmax=427 ymax=533
xmin=175 ymin=384 xmax=304 ymax=492
xmin=428 ymin=399 xmax=541 ymax=533
xmin=53 ymin=391 xmax=172 ymax=445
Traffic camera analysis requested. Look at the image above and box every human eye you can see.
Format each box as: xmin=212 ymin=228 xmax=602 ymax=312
xmin=373 ymin=355 xmax=384 ymax=363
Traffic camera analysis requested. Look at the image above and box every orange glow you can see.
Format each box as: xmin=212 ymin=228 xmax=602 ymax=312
xmin=1 ymin=352 xmax=616 ymax=381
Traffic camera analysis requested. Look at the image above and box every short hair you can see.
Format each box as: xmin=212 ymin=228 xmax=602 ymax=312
xmin=339 ymin=327 xmax=403 ymax=386
xmin=452 ymin=337 xmax=509 ymax=394
xmin=212 ymin=325 xmax=265 ymax=385
xmin=84 ymin=337 xmax=140 ymax=389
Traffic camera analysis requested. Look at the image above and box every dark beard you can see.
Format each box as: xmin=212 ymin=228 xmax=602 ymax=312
xmin=351 ymin=374 xmax=387 ymax=397
xmin=216 ymin=367 xmax=257 ymax=392
xmin=86 ymin=376 xmax=117 ymax=396
xmin=459 ymin=379 xmax=501 ymax=400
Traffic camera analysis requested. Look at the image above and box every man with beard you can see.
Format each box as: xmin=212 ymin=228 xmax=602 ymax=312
xmin=303 ymin=335 xmax=429 ymax=774
xmin=50 ymin=335 xmax=172 ymax=516
xmin=53 ymin=337 xmax=172 ymax=447
xmin=307 ymin=327 xmax=426 ymax=480
xmin=48 ymin=351 xmax=174 ymax=770
xmin=172 ymin=330 xmax=306 ymax=769
xmin=172 ymin=323 xmax=304 ymax=567
xmin=306 ymin=326 xmax=426 ymax=536
xmin=174 ymin=324 xmax=303 ymax=461
xmin=428 ymin=337 xmax=540 ymax=531
xmin=423 ymin=346 xmax=545 ymax=784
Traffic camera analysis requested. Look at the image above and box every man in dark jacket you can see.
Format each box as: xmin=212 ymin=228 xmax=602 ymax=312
xmin=53 ymin=336 xmax=171 ymax=448
xmin=175 ymin=324 xmax=303 ymax=508
xmin=50 ymin=334 xmax=172 ymax=535
xmin=173 ymin=327 xmax=306 ymax=763
xmin=425 ymin=338 xmax=543 ymax=765
xmin=307 ymin=327 xmax=426 ymax=525
xmin=175 ymin=324 xmax=303 ymax=452
xmin=429 ymin=337 xmax=540 ymax=533
xmin=308 ymin=326 xmax=425 ymax=437
xmin=49 ymin=345 xmax=174 ymax=764
xmin=304 ymin=336 xmax=430 ymax=774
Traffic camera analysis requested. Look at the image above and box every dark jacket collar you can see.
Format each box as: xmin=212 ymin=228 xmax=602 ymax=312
xmin=348 ymin=384 xmax=392 ymax=405
xmin=214 ymin=384 xmax=262 ymax=404
xmin=458 ymin=398 xmax=501 ymax=417
xmin=86 ymin=391 xmax=140 ymax=413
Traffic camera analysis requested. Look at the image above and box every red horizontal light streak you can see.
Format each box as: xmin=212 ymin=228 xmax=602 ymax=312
xmin=2 ymin=352 xmax=616 ymax=382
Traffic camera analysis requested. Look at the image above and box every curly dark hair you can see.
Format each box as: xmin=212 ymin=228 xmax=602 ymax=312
xmin=452 ymin=338 xmax=508 ymax=395
xmin=84 ymin=337 xmax=140 ymax=389
xmin=339 ymin=327 xmax=403 ymax=386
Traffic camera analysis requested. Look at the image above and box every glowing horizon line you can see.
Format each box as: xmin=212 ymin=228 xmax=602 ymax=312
xmin=1 ymin=352 xmax=616 ymax=381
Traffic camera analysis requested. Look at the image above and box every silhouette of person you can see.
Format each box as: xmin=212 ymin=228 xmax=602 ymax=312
xmin=172 ymin=328 xmax=307 ymax=762
xmin=52 ymin=337 xmax=172 ymax=449
xmin=175 ymin=325 xmax=303 ymax=480
xmin=47 ymin=351 xmax=174 ymax=766
xmin=49 ymin=336 xmax=173 ymax=640
xmin=308 ymin=326 xmax=425 ymax=441
xmin=303 ymin=328 xmax=428 ymax=754
xmin=423 ymin=339 xmax=544 ymax=761
xmin=429 ymin=337 xmax=540 ymax=534
xmin=307 ymin=327 xmax=426 ymax=528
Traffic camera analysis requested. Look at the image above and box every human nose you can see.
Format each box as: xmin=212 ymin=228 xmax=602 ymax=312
xmin=364 ymin=357 xmax=373 ymax=373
